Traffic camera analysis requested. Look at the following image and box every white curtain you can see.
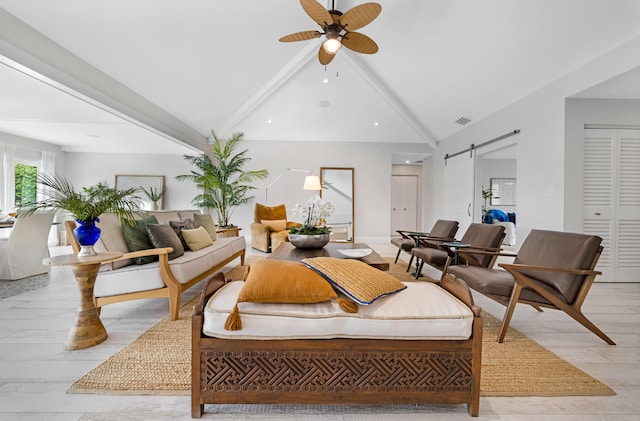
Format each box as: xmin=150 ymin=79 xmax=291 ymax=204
xmin=41 ymin=150 xmax=56 ymax=174
xmin=0 ymin=143 xmax=16 ymax=212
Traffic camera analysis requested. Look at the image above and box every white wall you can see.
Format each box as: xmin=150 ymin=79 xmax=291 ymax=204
xmin=63 ymin=152 xmax=199 ymax=211
xmin=63 ymin=141 xmax=430 ymax=244
xmin=430 ymin=36 xmax=640 ymax=242
xmin=564 ymin=98 xmax=640 ymax=232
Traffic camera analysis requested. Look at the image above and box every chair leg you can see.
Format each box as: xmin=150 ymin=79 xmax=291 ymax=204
xmin=497 ymin=283 xmax=523 ymax=343
xmin=415 ymin=260 xmax=424 ymax=279
xmin=394 ymin=248 xmax=402 ymax=264
xmin=556 ymin=303 xmax=616 ymax=345
xmin=406 ymin=255 xmax=414 ymax=272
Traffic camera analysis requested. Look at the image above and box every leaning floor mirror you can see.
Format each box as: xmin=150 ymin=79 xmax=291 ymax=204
xmin=320 ymin=167 xmax=354 ymax=243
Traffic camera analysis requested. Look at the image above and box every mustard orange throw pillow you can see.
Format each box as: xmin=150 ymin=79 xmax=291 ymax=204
xmin=224 ymin=259 xmax=356 ymax=331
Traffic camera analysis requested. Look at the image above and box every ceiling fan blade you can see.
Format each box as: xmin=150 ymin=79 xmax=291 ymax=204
xmin=279 ymin=30 xmax=322 ymax=42
xmin=341 ymin=32 xmax=379 ymax=54
xmin=318 ymin=45 xmax=336 ymax=65
xmin=339 ymin=3 xmax=381 ymax=31
xmin=301 ymin=0 xmax=332 ymax=26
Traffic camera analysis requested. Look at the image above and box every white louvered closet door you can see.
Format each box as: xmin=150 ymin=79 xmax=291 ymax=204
xmin=583 ymin=128 xmax=640 ymax=283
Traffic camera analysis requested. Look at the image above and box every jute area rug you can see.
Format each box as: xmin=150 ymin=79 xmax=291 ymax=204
xmin=67 ymin=256 xmax=615 ymax=397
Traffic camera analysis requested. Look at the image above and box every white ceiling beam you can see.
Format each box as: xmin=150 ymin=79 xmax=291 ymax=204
xmin=0 ymin=8 xmax=208 ymax=152
xmin=217 ymin=42 xmax=320 ymax=139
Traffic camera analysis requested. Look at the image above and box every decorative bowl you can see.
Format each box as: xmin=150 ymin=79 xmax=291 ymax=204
xmin=288 ymin=233 xmax=331 ymax=249
xmin=337 ymin=248 xmax=372 ymax=259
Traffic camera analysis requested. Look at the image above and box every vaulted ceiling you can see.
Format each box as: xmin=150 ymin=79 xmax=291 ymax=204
xmin=1 ymin=0 xmax=639 ymax=159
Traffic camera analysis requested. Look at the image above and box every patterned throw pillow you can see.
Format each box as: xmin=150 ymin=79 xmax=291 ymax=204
xmin=121 ymin=215 xmax=159 ymax=265
xmin=145 ymin=223 xmax=184 ymax=260
xmin=302 ymin=257 xmax=406 ymax=305
xmin=169 ymin=218 xmax=194 ymax=249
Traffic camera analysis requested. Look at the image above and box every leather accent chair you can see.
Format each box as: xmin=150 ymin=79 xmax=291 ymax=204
xmin=446 ymin=229 xmax=615 ymax=345
xmin=391 ymin=219 xmax=459 ymax=264
xmin=0 ymin=211 xmax=55 ymax=280
xmin=409 ymin=223 xmax=505 ymax=277
xmin=250 ymin=203 xmax=301 ymax=253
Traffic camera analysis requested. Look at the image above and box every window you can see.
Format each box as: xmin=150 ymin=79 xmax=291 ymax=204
xmin=14 ymin=163 xmax=38 ymax=207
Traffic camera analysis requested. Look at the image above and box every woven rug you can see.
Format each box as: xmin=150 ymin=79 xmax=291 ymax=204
xmin=67 ymin=256 xmax=615 ymax=397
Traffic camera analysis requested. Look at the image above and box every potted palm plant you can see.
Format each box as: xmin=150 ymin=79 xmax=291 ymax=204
xmin=17 ymin=172 xmax=140 ymax=257
xmin=176 ymin=131 xmax=269 ymax=228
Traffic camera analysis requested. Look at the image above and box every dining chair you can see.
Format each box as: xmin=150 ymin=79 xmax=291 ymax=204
xmin=0 ymin=211 xmax=55 ymax=280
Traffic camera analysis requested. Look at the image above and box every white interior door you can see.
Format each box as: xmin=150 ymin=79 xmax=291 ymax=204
xmin=443 ymin=152 xmax=475 ymax=236
xmin=583 ymin=128 xmax=640 ymax=283
xmin=390 ymin=175 xmax=418 ymax=235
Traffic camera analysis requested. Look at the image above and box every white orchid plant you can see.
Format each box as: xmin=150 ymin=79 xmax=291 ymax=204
xmin=289 ymin=195 xmax=335 ymax=235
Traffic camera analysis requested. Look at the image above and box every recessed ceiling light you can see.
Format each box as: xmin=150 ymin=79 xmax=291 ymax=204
xmin=323 ymin=78 xmax=329 ymax=84
xmin=267 ymin=119 xmax=272 ymax=124
xmin=405 ymin=160 xmax=410 ymax=164
xmin=374 ymin=122 xmax=379 ymax=126
xmin=319 ymin=100 xmax=330 ymax=108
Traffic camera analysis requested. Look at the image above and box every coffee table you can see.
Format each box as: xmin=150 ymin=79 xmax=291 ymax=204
xmin=269 ymin=242 xmax=389 ymax=271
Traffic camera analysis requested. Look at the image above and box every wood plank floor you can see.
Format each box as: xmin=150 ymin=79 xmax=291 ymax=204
xmin=0 ymin=243 xmax=638 ymax=420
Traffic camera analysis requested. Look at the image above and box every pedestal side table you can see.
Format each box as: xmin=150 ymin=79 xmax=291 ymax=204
xmin=44 ymin=252 xmax=122 ymax=350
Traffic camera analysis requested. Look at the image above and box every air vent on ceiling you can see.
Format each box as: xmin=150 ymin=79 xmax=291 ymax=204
xmin=455 ymin=116 xmax=471 ymax=126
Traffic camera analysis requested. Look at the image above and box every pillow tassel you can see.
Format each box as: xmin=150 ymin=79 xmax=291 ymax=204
xmin=337 ymin=298 xmax=358 ymax=313
xmin=224 ymin=304 xmax=242 ymax=331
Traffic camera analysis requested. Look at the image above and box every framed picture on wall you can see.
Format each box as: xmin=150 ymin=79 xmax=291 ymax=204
xmin=115 ymin=175 xmax=165 ymax=210
xmin=490 ymin=178 xmax=516 ymax=206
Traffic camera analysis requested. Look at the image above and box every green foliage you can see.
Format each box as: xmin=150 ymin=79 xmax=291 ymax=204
xmin=176 ymin=131 xmax=269 ymax=227
xmin=16 ymin=172 xmax=140 ymax=223
xmin=481 ymin=185 xmax=499 ymax=217
xmin=14 ymin=164 xmax=38 ymax=207
xmin=289 ymin=225 xmax=329 ymax=235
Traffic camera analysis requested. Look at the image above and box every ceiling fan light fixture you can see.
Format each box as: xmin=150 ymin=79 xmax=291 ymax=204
xmin=323 ymin=33 xmax=342 ymax=54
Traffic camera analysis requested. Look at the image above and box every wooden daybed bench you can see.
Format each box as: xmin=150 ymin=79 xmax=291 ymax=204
xmin=191 ymin=272 xmax=483 ymax=417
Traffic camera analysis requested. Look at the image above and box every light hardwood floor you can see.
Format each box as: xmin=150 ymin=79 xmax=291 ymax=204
xmin=0 ymin=243 xmax=638 ymax=420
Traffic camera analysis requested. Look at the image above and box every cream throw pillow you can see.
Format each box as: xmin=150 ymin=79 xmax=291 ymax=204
xmin=194 ymin=213 xmax=217 ymax=241
xmin=261 ymin=219 xmax=287 ymax=232
xmin=181 ymin=226 xmax=214 ymax=251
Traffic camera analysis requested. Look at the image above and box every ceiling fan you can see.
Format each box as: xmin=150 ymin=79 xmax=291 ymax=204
xmin=279 ymin=0 xmax=382 ymax=65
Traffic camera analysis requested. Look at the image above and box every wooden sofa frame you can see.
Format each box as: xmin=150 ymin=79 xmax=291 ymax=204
xmin=191 ymin=273 xmax=483 ymax=418
xmin=65 ymin=221 xmax=245 ymax=320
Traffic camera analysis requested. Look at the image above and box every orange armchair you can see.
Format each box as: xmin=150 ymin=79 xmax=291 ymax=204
xmin=250 ymin=203 xmax=301 ymax=252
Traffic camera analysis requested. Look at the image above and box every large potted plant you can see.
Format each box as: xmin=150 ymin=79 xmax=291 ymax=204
xmin=176 ymin=131 xmax=268 ymax=228
xmin=17 ymin=173 xmax=139 ymax=257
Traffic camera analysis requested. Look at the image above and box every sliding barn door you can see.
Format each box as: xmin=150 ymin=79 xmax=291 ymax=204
xmin=583 ymin=128 xmax=640 ymax=282
xmin=443 ymin=152 xmax=475 ymax=236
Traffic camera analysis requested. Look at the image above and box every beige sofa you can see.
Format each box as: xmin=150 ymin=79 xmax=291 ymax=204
xmin=66 ymin=210 xmax=245 ymax=320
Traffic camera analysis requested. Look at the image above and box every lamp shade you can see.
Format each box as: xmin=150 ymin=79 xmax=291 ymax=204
xmin=303 ymin=175 xmax=322 ymax=191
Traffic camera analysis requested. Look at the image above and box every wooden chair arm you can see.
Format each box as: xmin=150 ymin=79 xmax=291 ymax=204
xmin=100 ymin=247 xmax=173 ymax=265
xmin=458 ymin=249 xmax=517 ymax=257
xmin=500 ymin=262 xmax=602 ymax=276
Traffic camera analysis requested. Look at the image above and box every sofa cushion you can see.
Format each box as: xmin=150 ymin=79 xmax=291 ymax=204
xmin=194 ymin=213 xmax=217 ymax=241
xmin=145 ymin=223 xmax=184 ymax=260
xmin=122 ymin=215 xmax=159 ymax=265
xmin=170 ymin=218 xmax=194 ymax=249
xmin=182 ymin=226 xmax=214 ymax=251
xmin=94 ymin=214 xmax=132 ymax=269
